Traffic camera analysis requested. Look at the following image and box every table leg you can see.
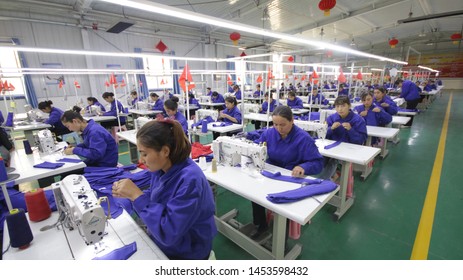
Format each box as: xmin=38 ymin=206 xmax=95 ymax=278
xmin=329 ymin=161 xmax=354 ymax=219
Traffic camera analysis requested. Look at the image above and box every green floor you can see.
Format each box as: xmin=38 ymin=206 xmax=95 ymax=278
xmin=117 ymin=91 xmax=463 ymax=259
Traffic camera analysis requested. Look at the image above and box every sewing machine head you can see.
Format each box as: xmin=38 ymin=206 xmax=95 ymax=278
xmin=242 ymin=103 xmax=261 ymax=114
xmin=212 ymin=136 xmax=267 ymax=170
xmin=136 ymin=101 xmax=149 ymax=110
xmin=319 ymin=109 xmax=336 ymax=124
xmin=135 ymin=116 xmax=152 ymax=130
xmin=52 ymin=175 xmax=106 ymax=245
xmin=88 ymin=105 xmax=102 ymax=116
xmin=195 ymin=109 xmax=218 ymax=122
xmin=199 ymin=96 xmax=211 ymax=104
xmin=34 ymin=129 xmax=56 ymax=154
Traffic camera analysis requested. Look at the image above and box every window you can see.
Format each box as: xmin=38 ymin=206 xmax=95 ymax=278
xmin=143 ymin=56 xmax=173 ymax=90
xmin=0 ymin=46 xmax=26 ymax=98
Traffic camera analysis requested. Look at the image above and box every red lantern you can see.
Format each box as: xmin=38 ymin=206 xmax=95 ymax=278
xmin=318 ymin=0 xmax=336 ymax=17
xmin=155 ymin=40 xmax=168 ymax=53
xmin=229 ymin=32 xmax=241 ymax=46
xmin=389 ymin=38 xmax=399 ymax=48
xmin=288 ymin=56 xmax=294 ymax=62
xmin=450 ymin=33 xmax=462 ymax=45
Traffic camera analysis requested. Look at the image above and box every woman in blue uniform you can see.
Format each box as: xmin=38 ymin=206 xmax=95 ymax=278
xmin=395 ymin=78 xmax=420 ymax=126
xmin=308 ymin=87 xmax=329 ymax=106
xmin=286 ymin=91 xmax=304 ymax=109
xmin=319 ymin=95 xmax=367 ymax=179
xmin=61 ymin=110 xmax=118 ymax=167
xmin=100 ymin=92 xmax=127 ymax=129
xmin=112 ymin=119 xmax=217 ymax=260
xmin=38 ymin=100 xmax=70 ymax=139
xmin=373 ymin=87 xmax=398 ymax=116
xmin=354 ymin=92 xmax=392 ymax=145
xmin=219 ymin=96 xmax=241 ymax=124
xmin=130 ymin=90 xmax=139 ymax=107
xmin=150 ymin=92 xmax=164 ymax=111
xmin=164 ymin=96 xmax=188 ymax=135
xmin=253 ymin=84 xmax=263 ymax=97
xmin=260 ymin=91 xmax=277 ymax=114
xmin=252 ymin=106 xmax=324 ymax=238
xmin=86 ymin=97 xmax=106 ymax=114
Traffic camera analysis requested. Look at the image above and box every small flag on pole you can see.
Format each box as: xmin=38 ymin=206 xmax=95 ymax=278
xmin=178 ymin=64 xmax=195 ymax=92
xmin=105 ymin=81 xmax=110 ymax=88
xmin=8 ymin=83 xmax=15 ymax=91
xmin=59 ymin=80 xmax=64 ymax=89
xmin=74 ymin=81 xmax=81 ymax=89
xmin=256 ymin=75 xmax=263 ymax=83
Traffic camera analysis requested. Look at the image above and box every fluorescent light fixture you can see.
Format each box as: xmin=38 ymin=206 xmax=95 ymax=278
xmin=371 ymin=68 xmax=384 ymax=71
xmin=418 ymin=65 xmax=439 ymax=72
xmin=98 ymin=0 xmax=408 ymax=65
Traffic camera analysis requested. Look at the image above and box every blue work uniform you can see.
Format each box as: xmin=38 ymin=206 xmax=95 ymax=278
xmin=308 ymin=93 xmax=328 ymax=105
xmin=260 ymin=99 xmax=277 ymax=114
xmin=46 ymin=107 xmax=70 ymax=136
xmin=221 ymin=106 xmax=241 ymax=124
xmin=173 ymin=111 xmax=188 ymax=135
xmin=86 ymin=101 xmax=106 ymax=113
xmin=338 ymin=88 xmax=349 ymax=97
xmin=234 ymin=90 xmax=242 ymax=100
xmin=131 ymin=97 xmax=139 ymax=107
xmin=206 ymin=90 xmax=213 ymax=96
xmin=256 ymin=125 xmax=323 ymax=175
xmin=132 ymin=158 xmax=217 ymax=260
xmin=188 ymin=98 xmax=199 ymax=107
xmin=373 ymin=95 xmax=398 ymax=116
xmin=152 ymin=99 xmax=164 ymax=111
xmin=326 ymin=111 xmax=367 ymax=145
xmin=103 ymin=100 xmax=126 ymax=125
xmin=253 ymin=90 xmax=263 ymax=97
xmin=286 ymin=97 xmax=304 ymax=109
xmin=73 ymin=119 xmax=118 ymax=167
xmin=211 ymin=94 xmax=225 ymax=103
xmin=424 ymin=84 xmax=436 ymax=91
xmin=399 ymin=80 xmax=420 ymax=102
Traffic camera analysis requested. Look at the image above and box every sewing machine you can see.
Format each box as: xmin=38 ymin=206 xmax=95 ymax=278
xmin=212 ymin=136 xmax=267 ymax=170
xmin=294 ymin=120 xmax=328 ymax=139
xmin=195 ymin=109 xmax=218 ymax=122
xmin=135 ymin=116 xmax=152 ymax=130
xmin=34 ymin=129 xmax=56 ymax=154
xmin=199 ymin=96 xmax=211 ymax=103
xmin=136 ymin=101 xmax=149 ymax=110
xmin=52 ymin=175 xmax=107 ymax=245
xmin=319 ymin=109 xmax=336 ymax=124
xmin=88 ymin=105 xmax=102 ymax=116
xmin=241 ymin=103 xmax=261 ymax=114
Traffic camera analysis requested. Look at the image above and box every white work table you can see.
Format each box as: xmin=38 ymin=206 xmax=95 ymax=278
xmin=244 ymin=113 xmax=272 ymax=123
xmin=391 ymin=116 xmax=411 ymax=126
xmin=366 ymin=125 xmax=400 ymax=159
xmin=83 ymin=115 xmax=116 ymax=122
xmin=315 ymin=139 xmax=380 ymax=219
xmin=128 ymin=109 xmax=163 ymax=116
xmin=200 ymin=122 xmax=243 ymax=136
xmin=302 ymin=103 xmax=330 ymax=109
xmin=291 ymin=109 xmax=309 ymax=115
xmin=3 ymin=210 xmax=168 ymax=260
xmin=204 ymin=163 xmax=338 ymax=260
xmin=9 ymin=122 xmax=52 ymax=144
xmin=199 ymin=102 xmax=225 ymax=108
xmin=397 ymin=110 xmax=418 ymax=116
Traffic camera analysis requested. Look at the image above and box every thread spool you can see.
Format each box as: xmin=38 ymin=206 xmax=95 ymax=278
xmin=23 ymin=140 xmax=33 ymax=155
xmin=25 ymin=189 xmax=52 ymax=222
xmin=0 ymin=156 xmax=8 ymax=182
xmin=5 ymin=112 xmax=14 ymax=127
xmin=211 ymin=158 xmax=217 ymax=173
xmin=201 ymin=119 xmax=208 ymax=133
xmin=6 ymin=208 xmax=34 ymax=249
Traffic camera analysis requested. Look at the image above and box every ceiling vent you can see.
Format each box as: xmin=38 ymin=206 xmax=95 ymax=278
xmin=106 ymin=19 xmax=134 ymax=33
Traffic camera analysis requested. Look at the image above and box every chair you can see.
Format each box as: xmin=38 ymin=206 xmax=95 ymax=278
xmin=111 ymin=125 xmax=127 ymax=144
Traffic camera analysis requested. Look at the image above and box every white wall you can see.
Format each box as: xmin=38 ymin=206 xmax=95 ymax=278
xmin=441 ymin=78 xmax=463 ymax=90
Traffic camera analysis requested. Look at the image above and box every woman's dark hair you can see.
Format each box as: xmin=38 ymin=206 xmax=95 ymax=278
xmin=212 ymin=91 xmax=219 ymax=97
xmin=72 ymin=105 xmax=82 ymax=113
xmin=188 ymin=93 xmax=195 ymax=99
xmin=264 ymin=91 xmax=273 ymax=98
xmin=136 ymin=120 xmax=191 ymax=165
xmin=233 ymin=85 xmax=239 ymax=90
xmin=225 ymin=96 xmax=237 ymax=106
xmin=130 ymin=90 xmax=138 ymax=96
xmin=256 ymin=84 xmax=261 ymax=88
xmin=150 ymin=92 xmax=159 ymax=98
xmin=87 ymin=97 xmax=98 ymax=103
xmin=102 ymin=92 xmax=114 ymax=99
xmin=164 ymin=97 xmax=179 ymax=111
xmin=375 ymin=87 xmax=386 ymax=94
xmin=394 ymin=79 xmax=403 ymax=86
xmin=360 ymin=91 xmax=373 ymax=101
xmin=288 ymin=91 xmax=296 ymax=98
xmin=272 ymin=105 xmax=293 ymax=121
xmin=61 ymin=110 xmax=84 ymax=123
xmin=334 ymin=95 xmax=351 ymax=106
xmin=38 ymin=100 xmax=53 ymax=110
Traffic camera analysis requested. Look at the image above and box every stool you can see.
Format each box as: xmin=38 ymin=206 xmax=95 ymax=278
xmin=111 ymin=125 xmax=127 ymax=144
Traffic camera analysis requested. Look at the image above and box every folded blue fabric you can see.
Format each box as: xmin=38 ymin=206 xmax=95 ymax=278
xmin=57 ymin=158 xmax=82 ymax=163
xmin=191 ymin=116 xmax=214 ymax=128
xmin=121 ymin=164 xmax=138 ymax=171
xmin=33 ymin=161 xmax=65 ymax=169
xmin=212 ymin=122 xmax=233 ymax=127
xmin=261 ymin=170 xmax=323 ymax=185
xmin=5 ymin=112 xmax=13 ymax=127
xmin=266 ymin=180 xmax=337 ymax=203
xmin=324 ymin=140 xmax=342 ymax=150
xmin=92 ymin=242 xmax=137 ymax=260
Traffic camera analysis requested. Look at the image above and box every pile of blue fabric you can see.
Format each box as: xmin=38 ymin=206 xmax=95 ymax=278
xmin=294 ymin=112 xmax=320 ymax=121
xmin=191 ymin=116 xmax=214 ymax=128
xmin=246 ymin=127 xmax=268 ymax=142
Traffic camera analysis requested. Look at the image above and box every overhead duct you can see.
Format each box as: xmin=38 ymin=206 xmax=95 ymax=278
xmin=106 ymin=19 xmax=135 ymax=33
xmin=398 ymin=10 xmax=463 ymax=24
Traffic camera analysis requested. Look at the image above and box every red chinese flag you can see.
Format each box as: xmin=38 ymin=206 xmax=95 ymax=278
xmin=74 ymin=81 xmax=81 ymax=89
xmin=356 ymin=70 xmax=363 ymax=80
xmin=0 ymin=80 xmax=3 ymax=92
xmin=312 ymin=70 xmax=319 ymax=85
xmin=3 ymin=80 xmax=8 ymax=90
xmin=301 ymin=75 xmax=306 ymax=81
xmin=160 ymin=79 xmax=165 ymax=85
xmin=120 ymin=79 xmax=126 ymax=87
xmin=58 ymin=80 xmax=64 ymax=89
xmin=285 ymin=74 xmax=289 ymax=80
xmin=110 ymin=73 xmax=117 ymax=85
xmin=8 ymin=83 xmax=15 ymax=91
xmin=178 ymin=64 xmax=195 ymax=92
xmin=338 ymin=67 xmax=347 ymax=83
xmin=227 ymin=74 xmax=233 ymax=86
xmin=105 ymin=81 xmax=110 ymax=87
xmin=256 ymin=75 xmax=263 ymax=83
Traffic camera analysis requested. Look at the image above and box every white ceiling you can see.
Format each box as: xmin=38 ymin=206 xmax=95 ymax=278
xmin=0 ymin=0 xmax=462 ymax=61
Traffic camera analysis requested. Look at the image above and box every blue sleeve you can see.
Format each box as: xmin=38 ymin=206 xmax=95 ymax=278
xmin=46 ymin=110 xmax=61 ymax=126
xmin=347 ymin=116 xmax=367 ymax=145
xmin=132 ymin=179 xmax=204 ymax=247
xmin=255 ymin=129 xmax=268 ymax=144
xmin=386 ymin=100 xmax=398 ymax=115
xmin=73 ymin=131 xmax=108 ymax=161
xmin=295 ymin=98 xmax=304 ymax=109
xmin=400 ymin=82 xmax=410 ymax=99
xmin=153 ymin=99 xmax=164 ymax=111
xmin=232 ymin=109 xmax=242 ymax=124
xmin=298 ymin=139 xmax=323 ymax=175
xmin=0 ymin=111 xmax=4 ymax=125
xmin=103 ymin=103 xmax=117 ymax=116
xmin=376 ymin=108 xmax=392 ymax=126
xmin=353 ymin=105 xmax=363 ymax=114
xmin=326 ymin=115 xmax=335 ymax=140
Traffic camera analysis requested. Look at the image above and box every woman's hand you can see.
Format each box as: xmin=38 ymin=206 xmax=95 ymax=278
xmin=63 ymin=147 xmax=74 ymax=155
xmin=342 ymin=122 xmax=352 ymax=130
xmin=292 ymin=166 xmax=305 ymax=178
xmin=331 ymin=122 xmax=341 ymax=130
xmin=112 ymin=179 xmax=143 ymax=201
xmin=372 ymin=107 xmax=381 ymax=113
xmin=359 ymin=110 xmax=368 ymax=117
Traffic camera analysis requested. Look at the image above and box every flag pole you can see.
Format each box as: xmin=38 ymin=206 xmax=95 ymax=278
xmin=111 ymin=73 xmax=122 ymax=131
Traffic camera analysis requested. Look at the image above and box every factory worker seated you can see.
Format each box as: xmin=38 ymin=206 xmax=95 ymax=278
xmin=112 ymin=119 xmax=217 ymax=260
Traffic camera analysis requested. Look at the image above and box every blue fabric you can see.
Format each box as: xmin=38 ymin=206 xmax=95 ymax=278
xmin=324 ymin=140 xmax=342 ymax=149
xmin=193 ymin=154 xmax=214 ymax=162
xmin=326 ymin=111 xmax=367 ymax=145
xmin=261 ymin=170 xmax=323 ymax=185
xmin=188 ymin=98 xmax=199 ymax=106
xmin=12 ymin=38 xmax=38 ymax=108
xmin=374 ymin=95 xmax=398 ymax=116
xmin=173 ymin=111 xmax=188 ymax=135
xmin=103 ymin=100 xmax=126 ymax=125
xmin=353 ymin=104 xmax=392 ymax=127
xmin=266 ymin=180 xmax=337 ymax=203
xmin=57 ymin=157 xmax=82 ymax=163
xmin=234 ymin=90 xmax=242 ymax=100
xmin=152 ymin=99 xmax=164 ymax=111
xmin=212 ymin=122 xmax=233 ymax=127
xmin=211 ymin=93 xmax=225 ymax=103
xmin=73 ymin=119 xmax=118 ymax=167
xmin=338 ymin=88 xmax=349 ymax=96
xmin=134 ymin=48 xmax=149 ymax=99
xmin=93 ymin=242 xmax=137 ymax=260
xmin=256 ymin=125 xmax=323 ymax=175
xmin=400 ymin=80 xmax=420 ymax=101
xmin=308 ymin=93 xmax=329 ymax=105
xmin=221 ymin=106 xmax=242 ymax=124
xmin=132 ymin=158 xmax=217 ymax=260
xmin=5 ymin=112 xmax=13 ymax=127
xmin=287 ymin=97 xmax=304 ymax=109
xmin=248 ymin=128 xmax=267 ymax=141
xmin=260 ymin=99 xmax=277 ymax=114
xmin=424 ymin=83 xmax=436 ymax=91
xmin=191 ymin=116 xmax=214 ymax=128
xmin=33 ymin=161 xmax=65 ymax=169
